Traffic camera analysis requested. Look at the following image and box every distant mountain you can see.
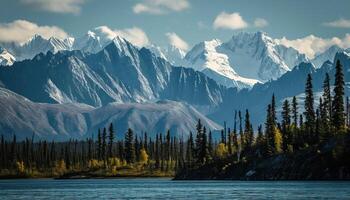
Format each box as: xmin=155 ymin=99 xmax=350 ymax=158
xmin=1 ymin=34 xmax=73 ymax=61
xmin=183 ymin=39 xmax=259 ymax=89
xmin=0 ymin=47 xmax=15 ymax=66
xmin=0 ymin=87 xmax=221 ymax=140
xmin=311 ymin=45 xmax=350 ymax=68
xmin=0 ymin=38 xmax=226 ymax=108
xmin=0 ymin=30 xmax=309 ymax=91
xmin=182 ymin=32 xmax=308 ymax=89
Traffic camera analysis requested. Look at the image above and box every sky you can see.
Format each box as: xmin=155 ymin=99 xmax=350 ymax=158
xmin=1 ymin=0 xmax=350 ymax=58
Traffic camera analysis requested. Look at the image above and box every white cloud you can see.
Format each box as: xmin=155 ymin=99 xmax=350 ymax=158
xmin=254 ymin=18 xmax=268 ymax=28
xmin=323 ymin=18 xmax=350 ymax=28
xmin=91 ymin=26 xmax=150 ymax=47
xmin=0 ymin=20 xmax=68 ymax=43
xmin=213 ymin=12 xmax=248 ymax=30
xmin=133 ymin=0 xmax=190 ymax=15
xmin=275 ymin=34 xmax=350 ymax=59
xmin=166 ymin=32 xmax=189 ymax=51
xmin=115 ymin=27 xmax=150 ymax=47
xmin=20 ymin=0 xmax=86 ymax=14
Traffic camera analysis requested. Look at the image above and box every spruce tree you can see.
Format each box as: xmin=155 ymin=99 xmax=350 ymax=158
xmin=244 ymin=109 xmax=253 ymax=153
xmin=281 ymin=99 xmax=291 ymax=152
xmin=265 ymin=104 xmax=274 ymax=156
xmin=102 ymin=128 xmax=107 ymax=163
xmin=292 ymin=96 xmax=298 ymax=126
xmin=332 ymin=60 xmax=345 ymax=132
xmin=108 ymin=123 xmax=114 ymax=159
xmin=124 ymin=128 xmax=135 ymax=164
xmin=304 ymin=74 xmax=315 ymax=144
xmin=186 ymin=132 xmax=194 ymax=167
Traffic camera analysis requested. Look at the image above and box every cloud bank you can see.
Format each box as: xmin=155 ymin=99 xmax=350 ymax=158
xmin=213 ymin=12 xmax=248 ymax=30
xmin=92 ymin=26 xmax=150 ymax=47
xmin=20 ymin=0 xmax=86 ymax=14
xmin=275 ymin=34 xmax=350 ymax=59
xmin=133 ymin=0 xmax=190 ymax=15
xmin=166 ymin=32 xmax=189 ymax=51
xmin=0 ymin=20 xmax=68 ymax=43
xmin=323 ymin=18 xmax=350 ymax=28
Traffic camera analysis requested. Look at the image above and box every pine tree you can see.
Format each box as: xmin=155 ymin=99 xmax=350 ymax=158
xmin=332 ymin=60 xmax=345 ymax=132
xmin=265 ymin=104 xmax=274 ymax=156
xmin=238 ymin=110 xmax=243 ymax=152
xmin=108 ymin=123 xmax=114 ymax=159
xmin=244 ymin=109 xmax=254 ymax=153
xmin=281 ymin=99 xmax=291 ymax=152
xmin=321 ymin=73 xmax=332 ymax=139
xmin=186 ymin=132 xmax=194 ymax=167
xmin=208 ymin=130 xmax=213 ymax=156
xmin=102 ymin=128 xmax=107 ymax=163
xmin=124 ymin=128 xmax=135 ymax=164
xmin=97 ymin=129 xmax=102 ymax=160
xmin=271 ymin=94 xmax=277 ymax=125
xmin=304 ymin=74 xmax=315 ymax=144
xmin=292 ymin=96 xmax=298 ymax=126
xmin=255 ymin=125 xmax=265 ymax=158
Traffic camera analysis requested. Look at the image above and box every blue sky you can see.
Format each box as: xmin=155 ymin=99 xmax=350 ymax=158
xmin=1 ymin=0 xmax=350 ymax=58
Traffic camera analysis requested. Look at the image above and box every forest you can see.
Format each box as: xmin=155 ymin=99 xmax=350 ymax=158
xmin=0 ymin=60 xmax=349 ymax=179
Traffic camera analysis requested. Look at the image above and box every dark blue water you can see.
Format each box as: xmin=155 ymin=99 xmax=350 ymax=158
xmin=0 ymin=179 xmax=350 ymax=199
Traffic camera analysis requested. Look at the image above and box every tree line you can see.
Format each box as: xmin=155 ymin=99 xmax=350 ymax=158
xmin=0 ymin=60 xmax=349 ymax=177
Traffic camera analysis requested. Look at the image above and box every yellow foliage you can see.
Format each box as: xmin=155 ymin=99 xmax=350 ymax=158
xmin=216 ymin=143 xmax=228 ymax=158
xmin=55 ymin=160 xmax=66 ymax=174
xmin=16 ymin=161 xmax=25 ymax=173
xmin=274 ymin=127 xmax=283 ymax=153
xmin=88 ymin=159 xmax=103 ymax=169
xmin=109 ymin=157 xmax=121 ymax=168
xmin=139 ymin=149 xmax=149 ymax=165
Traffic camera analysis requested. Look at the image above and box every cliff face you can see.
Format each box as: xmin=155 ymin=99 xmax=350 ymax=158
xmin=174 ymin=135 xmax=350 ymax=180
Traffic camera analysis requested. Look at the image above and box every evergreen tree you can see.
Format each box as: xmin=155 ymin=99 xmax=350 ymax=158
xmin=304 ymin=74 xmax=315 ymax=144
xmin=97 ymin=129 xmax=102 ymax=160
xmin=292 ymin=96 xmax=298 ymax=126
xmin=244 ymin=109 xmax=253 ymax=153
xmin=186 ymin=132 xmax=194 ymax=167
xmin=265 ymin=104 xmax=274 ymax=156
xmin=208 ymin=130 xmax=213 ymax=156
xmin=124 ymin=128 xmax=135 ymax=164
xmin=332 ymin=60 xmax=345 ymax=132
xmin=281 ymin=99 xmax=291 ymax=152
xmin=108 ymin=123 xmax=114 ymax=159
xmin=102 ymin=128 xmax=107 ymax=163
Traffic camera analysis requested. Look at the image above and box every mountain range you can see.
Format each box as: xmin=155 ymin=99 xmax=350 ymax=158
xmin=1 ymin=28 xmax=350 ymax=140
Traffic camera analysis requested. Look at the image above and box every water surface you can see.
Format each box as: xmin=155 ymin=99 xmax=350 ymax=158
xmin=0 ymin=179 xmax=349 ymax=199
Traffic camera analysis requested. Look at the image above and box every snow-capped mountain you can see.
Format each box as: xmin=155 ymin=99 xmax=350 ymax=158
xmin=0 ymin=29 xmax=310 ymax=91
xmin=311 ymin=45 xmax=350 ymax=68
xmin=0 ymin=39 xmax=226 ymax=108
xmin=0 ymin=47 xmax=15 ymax=66
xmin=220 ymin=32 xmax=308 ymax=81
xmin=183 ymin=32 xmax=308 ymax=89
xmin=0 ymin=26 xmax=122 ymax=62
xmin=1 ymin=34 xmax=73 ymax=61
xmin=0 ymin=87 xmax=221 ymax=140
xmin=184 ymin=39 xmax=260 ymax=89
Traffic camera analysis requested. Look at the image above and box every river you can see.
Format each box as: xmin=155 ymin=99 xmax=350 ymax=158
xmin=0 ymin=179 xmax=350 ymax=199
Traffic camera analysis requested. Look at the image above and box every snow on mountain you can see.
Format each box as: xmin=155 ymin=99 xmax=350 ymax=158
xmin=0 ymin=87 xmax=221 ymax=140
xmin=0 ymin=40 xmax=226 ymax=108
xmin=183 ymin=32 xmax=308 ymax=89
xmin=0 ymin=47 xmax=15 ymax=66
xmin=0 ymin=30 xmax=309 ymax=92
xmin=221 ymin=32 xmax=308 ymax=82
xmin=184 ymin=39 xmax=259 ymax=89
xmin=311 ymin=45 xmax=350 ymax=68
